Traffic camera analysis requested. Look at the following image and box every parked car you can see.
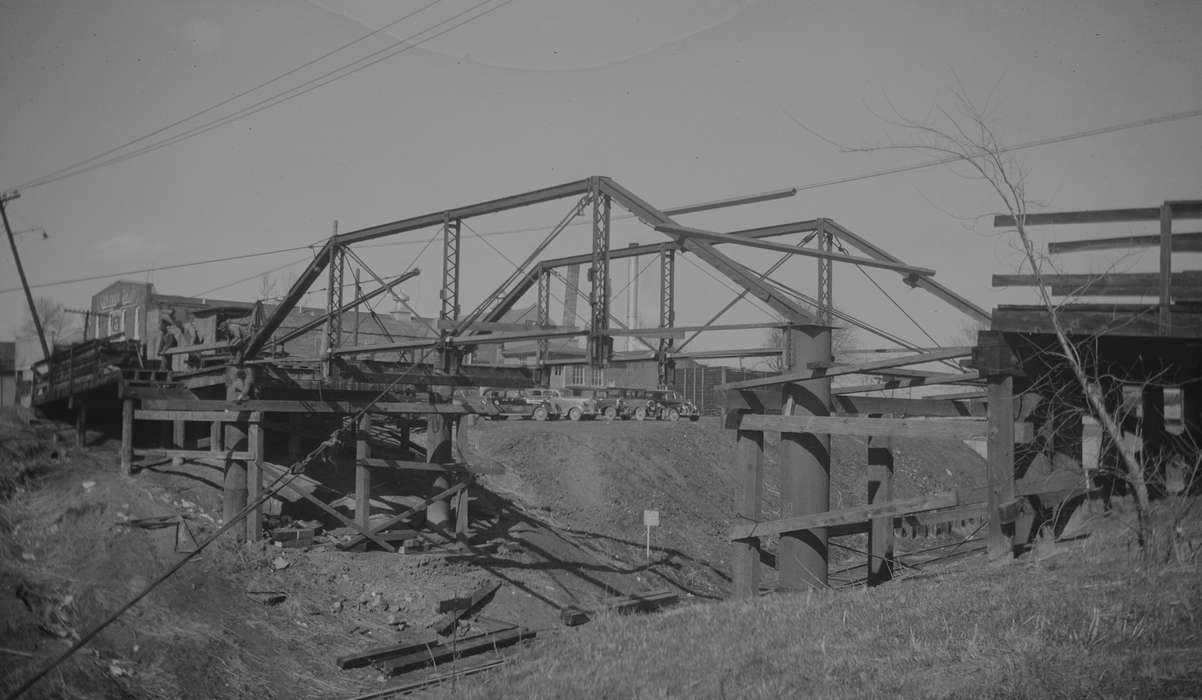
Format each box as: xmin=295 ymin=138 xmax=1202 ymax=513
xmin=647 ymin=389 xmax=701 ymax=422
xmin=522 ymin=387 xmax=562 ymax=421
xmin=556 ymin=386 xmax=604 ymax=421
xmin=590 ymin=388 xmax=627 ymax=421
xmin=613 ymin=387 xmax=654 ymax=421
xmin=483 ymin=389 xmax=537 ymax=419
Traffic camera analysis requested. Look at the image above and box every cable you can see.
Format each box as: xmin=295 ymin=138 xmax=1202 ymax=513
xmin=791 ymin=106 xmax=1202 ymax=193
xmin=17 ymin=0 xmax=515 ymax=191
xmin=19 ymin=1 xmax=448 ymax=190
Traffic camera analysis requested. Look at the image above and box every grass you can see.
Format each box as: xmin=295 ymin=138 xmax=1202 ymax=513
xmin=459 ymin=502 xmax=1202 ymax=699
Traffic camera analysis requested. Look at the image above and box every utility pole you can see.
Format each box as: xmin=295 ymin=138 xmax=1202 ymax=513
xmin=1 ymin=190 xmax=50 ymax=359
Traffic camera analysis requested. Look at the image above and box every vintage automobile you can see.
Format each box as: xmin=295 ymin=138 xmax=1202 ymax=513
xmin=612 ymin=387 xmax=655 ymax=421
xmin=522 ymin=387 xmax=562 ymax=421
xmin=555 ymin=386 xmax=604 ymax=421
xmin=483 ymin=388 xmax=539 ymax=419
xmin=647 ymin=389 xmax=701 ymax=422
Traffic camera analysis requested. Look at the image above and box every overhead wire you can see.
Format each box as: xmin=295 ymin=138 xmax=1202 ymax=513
xmin=17 ymin=0 xmax=516 ymax=191
xmin=18 ymin=0 xmax=449 ymax=190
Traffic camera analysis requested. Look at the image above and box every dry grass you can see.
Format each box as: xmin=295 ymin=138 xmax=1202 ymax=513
xmin=459 ymin=501 xmax=1202 ymax=699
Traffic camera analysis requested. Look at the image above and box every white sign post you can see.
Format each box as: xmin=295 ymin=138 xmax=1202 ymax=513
xmin=643 ymin=509 xmax=660 ymax=559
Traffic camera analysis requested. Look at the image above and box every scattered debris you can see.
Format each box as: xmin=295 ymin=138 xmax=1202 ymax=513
xmin=271 ymin=556 xmax=291 ymax=571
xmin=337 ymin=626 xmax=534 ymax=677
xmin=246 ymin=590 xmax=288 ymax=606
xmin=81 ymin=480 xmax=96 ymax=492
xmin=430 ymin=581 xmax=501 ymax=636
xmin=271 ymin=526 xmax=315 ymax=549
xmin=559 ymin=589 xmax=680 ymax=627
xmin=350 ymin=659 xmax=509 ymax=699
xmin=0 ymin=646 xmax=36 ymax=658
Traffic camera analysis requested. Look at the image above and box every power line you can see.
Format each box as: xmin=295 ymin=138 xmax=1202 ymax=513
xmin=18 ymin=0 xmax=448 ymax=190
xmin=792 ymin=106 xmax=1202 ymax=193
xmin=16 ymin=0 xmax=515 ymax=191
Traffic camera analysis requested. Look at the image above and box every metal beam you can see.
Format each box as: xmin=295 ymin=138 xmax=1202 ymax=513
xmin=822 ymin=220 xmax=990 ymax=324
xmin=661 ymin=187 xmax=797 ymax=216
xmin=589 ymin=181 xmax=612 ymax=366
xmin=720 ymin=347 xmax=972 ymax=391
xmin=272 ymin=268 xmax=419 ymax=347
xmin=539 ymin=219 xmax=824 ymax=270
xmin=440 ymin=217 xmax=461 ymax=323
xmin=324 ymin=243 xmax=345 ymax=363
xmin=658 ymin=245 xmax=675 ymax=386
xmin=242 ymin=242 xmax=334 ymax=360
xmin=332 ymin=328 xmax=587 ymax=356
xmin=598 ymin=177 xmax=816 ymax=323
xmin=656 ymin=223 xmax=938 ymax=277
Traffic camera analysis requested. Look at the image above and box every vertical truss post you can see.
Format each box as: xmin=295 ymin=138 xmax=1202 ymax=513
xmin=537 ymin=267 xmax=551 ymax=372
xmin=324 ymin=242 xmax=345 ymax=376
xmin=589 ymin=181 xmax=612 ymax=368
xmin=441 ymin=216 xmax=462 ymax=324
xmin=817 ymin=222 xmax=833 ymax=326
xmin=658 ymin=245 xmax=676 ymax=387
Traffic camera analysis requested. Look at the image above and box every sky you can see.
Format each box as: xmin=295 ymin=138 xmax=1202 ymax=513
xmin=1 ymin=0 xmax=1200 ymax=361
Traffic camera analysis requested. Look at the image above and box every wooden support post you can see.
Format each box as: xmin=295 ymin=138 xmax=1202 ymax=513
xmin=426 ymin=411 xmax=453 ymax=528
xmin=121 ymin=398 xmax=134 ymax=475
xmin=210 ymin=421 xmax=222 ymax=455
xmin=288 ymin=413 xmax=302 ymax=463
xmin=74 ymin=401 xmax=87 ymax=449
xmin=455 ymin=487 xmax=470 ymax=543
xmin=732 ymin=425 xmax=764 ymax=598
xmin=356 ymin=414 xmax=372 ymax=531
xmin=1141 ymin=385 xmax=1166 ymax=490
xmin=866 ymin=421 xmax=894 ymax=586
xmin=985 ymin=375 xmax=1016 ymax=560
xmin=1182 ymin=380 xmax=1202 ymax=447
xmin=222 ymin=369 xmax=249 ymax=538
xmin=172 ymin=420 xmax=185 ymax=466
xmin=778 ymin=325 xmax=832 ymax=590
xmin=247 ymin=415 xmax=264 ymax=542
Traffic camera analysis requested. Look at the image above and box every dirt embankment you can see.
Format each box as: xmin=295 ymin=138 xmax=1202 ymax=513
xmin=462 ymin=417 xmax=988 ymax=597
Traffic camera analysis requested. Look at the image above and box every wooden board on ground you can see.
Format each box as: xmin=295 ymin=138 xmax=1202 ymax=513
xmin=430 ymin=581 xmax=501 ymax=635
xmin=374 ymin=627 xmax=535 ymax=677
xmin=559 ymin=589 xmax=680 ymax=626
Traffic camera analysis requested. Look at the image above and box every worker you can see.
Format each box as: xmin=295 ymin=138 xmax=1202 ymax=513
xmin=157 ymin=318 xmax=178 ymax=369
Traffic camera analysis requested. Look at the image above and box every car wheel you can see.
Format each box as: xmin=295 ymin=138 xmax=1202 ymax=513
xmin=666 ymin=408 xmax=680 ymax=422
xmin=633 ymin=407 xmax=646 ymax=421
xmin=690 ymin=415 xmax=700 ymax=421
xmin=604 ymin=406 xmax=617 ymax=421
xmin=533 ymin=405 xmax=548 ymax=421
xmin=568 ymin=407 xmax=582 ymax=421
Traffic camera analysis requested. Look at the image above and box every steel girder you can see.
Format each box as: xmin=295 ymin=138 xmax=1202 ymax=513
xmin=598 ymin=177 xmax=817 ymax=324
xmin=817 ymin=223 xmax=833 ymax=325
xmin=537 ymin=268 xmax=551 ymax=366
xmin=440 ymin=216 xmax=461 ymax=323
xmin=589 ymin=179 xmax=613 ymax=367
xmin=325 ymin=245 xmax=345 ymax=363
xmin=272 ymin=268 xmax=419 ymax=348
xmin=658 ymin=245 xmax=676 ymax=387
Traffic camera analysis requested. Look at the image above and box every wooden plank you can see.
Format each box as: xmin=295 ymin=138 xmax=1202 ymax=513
xmin=121 ymin=399 xmax=133 ymax=475
xmin=356 ymin=415 xmax=371 ymax=531
xmin=732 ymin=427 xmax=763 ymax=598
xmin=134 ymin=409 xmax=259 ymax=422
xmin=256 ymin=461 xmax=319 ymax=502
xmin=374 ymin=627 xmax=535 ymax=677
xmin=995 ymin=201 xmax=1202 ymax=227
xmin=247 ymin=418 xmax=263 ymax=542
xmin=429 ymin=581 xmax=501 ymax=635
xmin=991 ymin=304 xmax=1202 ymax=338
xmin=134 ymin=448 xmax=254 ymax=460
xmin=336 ymin=637 xmax=442 ymax=670
xmin=738 ymin=413 xmax=1033 ymax=441
xmin=832 ymin=394 xmax=985 ymax=417
xmin=296 ymin=488 xmax=397 ymax=553
xmin=986 ymin=375 xmax=1016 ymax=560
xmin=161 ymin=340 xmax=237 ymax=356
xmin=358 ymin=457 xmax=461 ymax=472
xmin=731 ymin=492 xmax=960 ymax=541
xmin=337 ymin=479 xmax=471 ymax=551
xmin=720 ymin=347 xmax=971 ymax=391
xmin=1161 ymin=203 xmax=1174 ymax=333
xmin=559 ymin=590 xmax=679 ymax=626
xmin=867 ymin=427 xmax=894 ymax=586
xmin=138 ymin=399 xmax=470 ymax=414
xmin=832 ymin=371 xmax=981 ymax=395
xmin=1048 ymin=231 xmax=1202 ymax=254
xmin=992 ymin=271 xmax=1202 ymax=297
